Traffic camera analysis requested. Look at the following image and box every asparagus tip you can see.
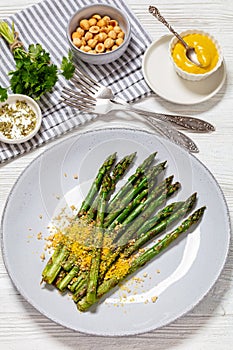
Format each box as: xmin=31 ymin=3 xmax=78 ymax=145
xmin=166 ymin=175 xmax=174 ymax=184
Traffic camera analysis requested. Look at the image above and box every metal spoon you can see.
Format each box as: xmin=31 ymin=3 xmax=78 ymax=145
xmin=149 ymin=6 xmax=202 ymax=67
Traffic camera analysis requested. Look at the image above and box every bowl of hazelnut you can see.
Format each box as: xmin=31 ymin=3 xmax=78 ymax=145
xmin=67 ymin=4 xmax=131 ymax=65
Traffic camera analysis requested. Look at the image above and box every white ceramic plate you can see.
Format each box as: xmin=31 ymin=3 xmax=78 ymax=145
xmin=1 ymin=128 xmax=230 ymax=336
xmin=142 ymin=35 xmax=226 ymax=105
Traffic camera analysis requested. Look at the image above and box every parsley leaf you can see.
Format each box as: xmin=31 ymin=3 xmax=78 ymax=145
xmin=8 ymin=44 xmax=74 ymax=99
xmin=0 ymin=86 xmax=8 ymax=102
xmin=60 ymin=50 xmax=75 ymax=80
xmin=2 ymin=40 xmax=74 ymax=100
xmin=0 ymin=21 xmax=75 ymax=100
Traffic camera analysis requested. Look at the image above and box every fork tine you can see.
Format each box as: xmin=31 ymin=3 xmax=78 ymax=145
xmin=71 ymin=76 xmax=97 ymax=96
xmin=61 ymin=93 xmax=95 ymax=109
xmin=61 ymin=97 xmax=94 ymax=110
xmin=62 ymin=87 xmax=96 ymax=103
xmin=73 ymin=62 xmax=101 ymax=87
xmin=73 ymin=70 xmax=99 ymax=92
xmin=72 ymin=72 xmax=99 ymax=96
xmin=62 ymin=98 xmax=92 ymax=112
xmin=62 ymin=87 xmax=96 ymax=111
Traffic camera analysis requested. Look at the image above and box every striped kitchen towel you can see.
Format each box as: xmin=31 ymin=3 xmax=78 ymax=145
xmin=0 ymin=0 xmax=152 ymax=163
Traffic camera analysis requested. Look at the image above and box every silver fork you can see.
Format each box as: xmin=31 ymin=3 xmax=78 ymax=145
xmin=61 ymin=88 xmax=199 ymax=153
xmin=70 ymin=65 xmax=215 ymax=133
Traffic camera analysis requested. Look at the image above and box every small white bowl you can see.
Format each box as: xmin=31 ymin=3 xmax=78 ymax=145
xmin=67 ymin=4 xmax=131 ymax=65
xmin=169 ymin=30 xmax=223 ymax=81
xmin=0 ymin=94 xmax=42 ymax=144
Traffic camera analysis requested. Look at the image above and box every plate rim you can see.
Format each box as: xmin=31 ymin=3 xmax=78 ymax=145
xmin=1 ymin=127 xmax=231 ymax=336
xmin=142 ymin=34 xmax=227 ymax=105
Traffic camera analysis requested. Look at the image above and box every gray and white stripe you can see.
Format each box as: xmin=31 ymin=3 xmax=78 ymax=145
xmin=0 ymin=0 xmax=152 ymax=163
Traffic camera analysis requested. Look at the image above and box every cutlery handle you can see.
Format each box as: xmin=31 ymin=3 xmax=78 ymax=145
xmin=131 ymin=108 xmax=215 ymax=132
xmin=148 ymin=6 xmax=188 ymax=48
xmin=146 ymin=117 xmax=199 ymax=153
xmin=111 ymin=98 xmax=215 ymax=132
xmin=111 ymin=102 xmax=198 ymax=152
xmin=100 ymin=101 xmax=199 ymax=152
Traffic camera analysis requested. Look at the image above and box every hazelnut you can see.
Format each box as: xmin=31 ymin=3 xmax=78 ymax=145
xmin=84 ymin=31 xmax=93 ymax=41
xmin=108 ymin=30 xmax=117 ymax=40
xmin=116 ymin=37 xmax=124 ymax=46
xmin=89 ymin=25 xmax=99 ymax=34
xmin=99 ymin=26 xmax=108 ymax=33
xmin=106 ymin=25 xmax=114 ymax=33
xmin=79 ymin=19 xmax=90 ymax=31
xmin=97 ymin=18 xmax=107 ymax=27
xmin=92 ymin=14 xmax=101 ymax=20
xmin=109 ymin=20 xmax=118 ymax=27
xmin=118 ymin=31 xmax=125 ymax=39
xmin=73 ymin=14 xmax=125 ymax=55
xmin=114 ymin=26 xmax=122 ymax=34
xmin=98 ymin=32 xmax=108 ymax=42
xmin=103 ymin=16 xmax=111 ymax=23
xmin=73 ymin=37 xmax=82 ymax=47
xmin=88 ymin=39 xmax=98 ymax=49
xmin=83 ymin=45 xmax=91 ymax=52
xmin=89 ymin=18 xmax=97 ymax=26
xmin=72 ymin=32 xmax=81 ymax=39
xmin=95 ymin=43 xmax=105 ymax=53
xmin=76 ymin=27 xmax=85 ymax=36
xmin=104 ymin=37 xmax=114 ymax=49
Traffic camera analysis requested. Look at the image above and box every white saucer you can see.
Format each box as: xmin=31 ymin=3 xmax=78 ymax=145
xmin=142 ymin=35 xmax=226 ymax=105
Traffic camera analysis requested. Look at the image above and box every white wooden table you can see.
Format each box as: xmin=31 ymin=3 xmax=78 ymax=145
xmin=1 ymin=0 xmax=233 ymax=349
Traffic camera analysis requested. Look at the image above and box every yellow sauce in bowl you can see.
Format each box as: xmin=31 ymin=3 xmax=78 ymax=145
xmin=172 ymin=33 xmax=219 ymax=74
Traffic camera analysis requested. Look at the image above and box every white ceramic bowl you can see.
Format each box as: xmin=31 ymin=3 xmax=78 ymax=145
xmin=0 ymin=94 xmax=42 ymax=144
xmin=169 ymin=30 xmax=223 ymax=81
xmin=67 ymin=4 xmax=131 ymax=65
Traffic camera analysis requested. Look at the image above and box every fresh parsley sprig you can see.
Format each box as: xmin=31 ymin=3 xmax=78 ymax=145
xmin=0 ymin=21 xmax=75 ymax=102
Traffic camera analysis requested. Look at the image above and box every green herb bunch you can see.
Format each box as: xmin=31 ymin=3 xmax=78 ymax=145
xmin=0 ymin=21 xmax=75 ymax=102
